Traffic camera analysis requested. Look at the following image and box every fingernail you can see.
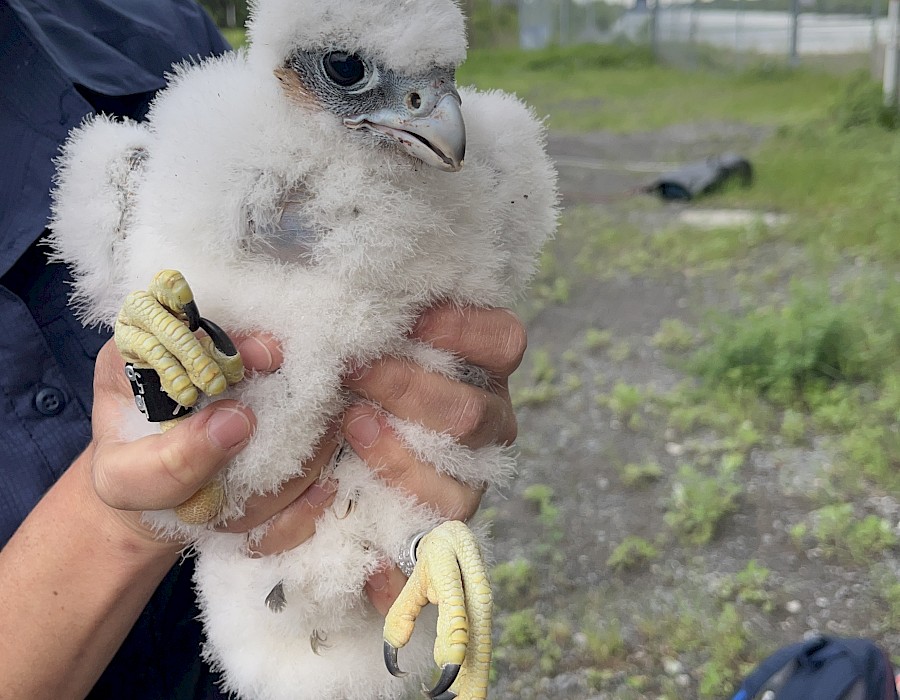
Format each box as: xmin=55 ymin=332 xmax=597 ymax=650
xmin=207 ymin=408 xmax=252 ymax=450
xmin=346 ymin=412 xmax=381 ymax=449
xmin=368 ymin=570 xmax=389 ymax=592
xmin=302 ymin=479 xmax=338 ymax=507
xmin=236 ymin=336 xmax=276 ymax=372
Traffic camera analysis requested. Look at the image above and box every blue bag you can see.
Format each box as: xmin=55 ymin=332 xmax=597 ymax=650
xmin=731 ymin=636 xmax=898 ymax=700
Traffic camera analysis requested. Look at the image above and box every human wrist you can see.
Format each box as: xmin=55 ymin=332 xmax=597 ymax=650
xmin=72 ymin=445 xmax=182 ymax=564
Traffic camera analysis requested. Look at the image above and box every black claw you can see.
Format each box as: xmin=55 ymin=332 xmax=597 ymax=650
xmin=198 ymin=317 xmax=238 ymax=356
xmin=383 ymin=641 xmax=407 ymax=678
xmin=183 ymin=300 xmax=201 ymax=332
xmin=310 ymin=629 xmax=331 ymax=656
xmin=432 ymin=693 xmax=457 ymax=700
xmin=425 ymin=664 xmax=460 ymax=698
xmin=265 ymin=581 xmax=286 ymax=613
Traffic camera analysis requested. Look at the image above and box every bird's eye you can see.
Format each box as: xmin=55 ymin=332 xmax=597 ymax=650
xmin=323 ymin=52 xmax=366 ymax=87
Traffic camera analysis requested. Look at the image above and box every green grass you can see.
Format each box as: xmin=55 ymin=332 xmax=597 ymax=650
xmin=689 ymin=281 xmax=900 ymax=405
xmin=563 ymin=206 xmax=778 ymax=281
xmin=459 ymin=44 xmax=846 ymax=133
xmin=721 ymin=122 xmax=900 ymax=227
xmin=220 ymin=27 xmax=247 ymax=49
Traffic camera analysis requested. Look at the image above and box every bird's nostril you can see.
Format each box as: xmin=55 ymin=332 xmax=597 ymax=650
xmin=408 ymin=92 xmax=422 ymax=110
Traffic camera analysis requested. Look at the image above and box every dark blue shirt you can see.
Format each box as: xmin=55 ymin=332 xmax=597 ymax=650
xmin=0 ymin=1 xmax=230 ymax=697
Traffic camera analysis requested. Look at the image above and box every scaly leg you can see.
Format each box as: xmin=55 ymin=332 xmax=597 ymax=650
xmin=384 ymin=521 xmax=492 ymax=700
xmin=115 ymin=269 xmax=244 ymax=524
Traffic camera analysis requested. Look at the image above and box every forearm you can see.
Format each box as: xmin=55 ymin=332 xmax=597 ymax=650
xmin=0 ymin=446 xmax=179 ymax=700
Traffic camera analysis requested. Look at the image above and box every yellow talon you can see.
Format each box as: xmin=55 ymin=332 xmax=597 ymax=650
xmin=115 ymin=270 xmax=244 ymax=524
xmin=383 ymin=521 xmax=492 ymax=700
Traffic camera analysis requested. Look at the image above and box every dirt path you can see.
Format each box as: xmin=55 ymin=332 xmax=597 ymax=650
xmin=481 ymin=124 xmax=900 ymax=699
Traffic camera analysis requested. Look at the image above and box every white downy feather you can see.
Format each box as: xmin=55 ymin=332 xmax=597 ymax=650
xmin=48 ymin=1 xmax=557 ymax=698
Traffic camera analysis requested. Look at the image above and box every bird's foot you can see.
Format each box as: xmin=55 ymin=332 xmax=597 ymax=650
xmin=383 ymin=521 xmax=491 ymax=700
xmin=115 ymin=269 xmax=244 ymax=523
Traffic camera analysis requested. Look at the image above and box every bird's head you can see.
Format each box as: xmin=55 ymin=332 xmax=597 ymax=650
xmin=247 ymin=0 xmax=468 ymax=172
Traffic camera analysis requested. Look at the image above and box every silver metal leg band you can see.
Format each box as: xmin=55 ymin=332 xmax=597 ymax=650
xmin=397 ymin=530 xmax=428 ymax=578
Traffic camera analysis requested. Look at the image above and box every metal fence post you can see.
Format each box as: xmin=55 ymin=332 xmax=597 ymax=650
xmin=885 ymin=0 xmax=900 ymax=105
xmin=559 ymin=0 xmax=571 ymax=45
xmin=789 ymin=0 xmax=800 ymax=66
xmin=872 ymin=0 xmax=882 ymax=77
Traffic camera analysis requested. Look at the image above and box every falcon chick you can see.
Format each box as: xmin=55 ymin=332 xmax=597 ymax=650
xmin=49 ymin=1 xmax=557 ymax=699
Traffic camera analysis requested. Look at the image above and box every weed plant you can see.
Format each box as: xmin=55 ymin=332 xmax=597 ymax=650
xmin=793 ymin=503 xmax=898 ymax=563
xmin=665 ymin=464 xmax=741 ymax=545
xmin=718 ymin=560 xmax=775 ymax=613
xmin=689 ymin=282 xmax=900 ymax=405
xmin=491 ymin=558 xmax=537 ymax=606
xmin=607 ymin=536 xmax=660 ymax=571
xmin=619 ymin=461 xmax=664 ymax=487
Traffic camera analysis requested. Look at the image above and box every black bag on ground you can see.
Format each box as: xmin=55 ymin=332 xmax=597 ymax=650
xmin=646 ymin=152 xmax=752 ymax=201
xmin=730 ymin=636 xmax=898 ymax=700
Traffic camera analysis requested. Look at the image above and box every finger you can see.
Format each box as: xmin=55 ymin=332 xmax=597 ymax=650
xmin=365 ymin=563 xmax=409 ymax=617
xmin=94 ymin=339 xmax=137 ymax=398
xmin=216 ymin=433 xmax=339 ymax=533
xmin=91 ymin=399 xmax=255 ymax=511
xmin=342 ymin=404 xmax=483 ymax=521
xmin=232 ymin=332 xmax=284 ymax=373
xmin=345 ymin=358 xmax=517 ymax=448
xmin=411 ymin=304 xmax=527 ymax=378
xmin=250 ymin=478 xmax=339 ymax=556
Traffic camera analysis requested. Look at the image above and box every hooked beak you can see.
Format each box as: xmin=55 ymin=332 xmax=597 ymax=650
xmin=343 ymin=91 xmax=466 ymax=172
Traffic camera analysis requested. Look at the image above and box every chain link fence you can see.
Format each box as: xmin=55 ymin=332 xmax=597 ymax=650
xmin=650 ymin=3 xmax=887 ymax=71
xmin=197 ymin=0 xmax=894 ymax=78
xmin=513 ymin=0 xmax=889 ymax=73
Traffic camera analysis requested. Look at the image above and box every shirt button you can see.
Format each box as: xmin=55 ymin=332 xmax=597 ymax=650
xmin=35 ymin=387 xmax=66 ymax=416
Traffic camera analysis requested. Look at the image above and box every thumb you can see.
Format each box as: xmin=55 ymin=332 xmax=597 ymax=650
xmin=91 ymin=401 xmax=255 ymax=512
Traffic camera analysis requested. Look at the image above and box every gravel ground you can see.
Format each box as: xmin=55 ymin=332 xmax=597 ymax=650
xmin=481 ymin=124 xmax=900 ymax=699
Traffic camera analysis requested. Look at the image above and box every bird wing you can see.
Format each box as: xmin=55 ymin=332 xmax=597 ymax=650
xmin=459 ymin=87 xmax=559 ymax=299
xmin=245 ymin=185 xmax=323 ymax=264
xmin=47 ymin=114 xmax=153 ymax=327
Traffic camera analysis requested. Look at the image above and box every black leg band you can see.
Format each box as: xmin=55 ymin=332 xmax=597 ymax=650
xmin=125 ymin=363 xmax=193 ymax=422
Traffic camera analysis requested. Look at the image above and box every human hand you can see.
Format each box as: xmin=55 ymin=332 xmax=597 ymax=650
xmin=102 ymin=303 xmax=525 ymax=615
xmin=343 ymin=303 xmax=526 ymax=615
xmin=219 ymin=305 xmax=525 ymax=572
xmin=85 ymin=333 xmax=286 ymax=550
